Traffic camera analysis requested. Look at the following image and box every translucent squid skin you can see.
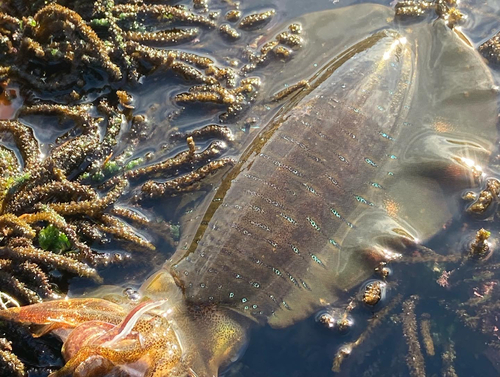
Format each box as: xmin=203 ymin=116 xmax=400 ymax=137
xmin=0 ymin=3 xmax=498 ymax=376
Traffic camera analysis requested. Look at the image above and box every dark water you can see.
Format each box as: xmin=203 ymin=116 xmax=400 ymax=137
xmin=3 ymin=0 xmax=500 ymax=376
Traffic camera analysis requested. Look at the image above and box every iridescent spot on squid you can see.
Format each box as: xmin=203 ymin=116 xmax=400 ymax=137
xmin=301 ymin=279 xmax=311 ymax=291
xmin=266 ymin=239 xmax=278 ymax=248
xmin=281 ymin=134 xmax=308 ymax=150
xmin=370 ymin=182 xmax=384 ymax=189
xmin=287 ymin=272 xmax=300 ymax=288
xmin=280 ymin=212 xmax=297 ymax=224
xmin=251 ymin=257 xmax=262 ymax=265
xmin=326 ymin=175 xmax=341 ymax=187
xmin=364 ymin=158 xmax=378 ymax=167
xmin=250 ymin=205 xmax=263 ymax=213
xmin=337 ymin=154 xmax=348 ymax=163
xmin=244 ymin=173 xmax=278 ymax=190
xmin=354 ymin=195 xmax=374 ymax=206
xmin=331 ymin=208 xmax=342 ymax=219
xmin=310 ymin=253 xmax=324 ymax=266
xmin=329 ymin=239 xmax=340 ymax=249
xmin=307 ymin=216 xmax=321 ymax=231
xmin=330 ymin=209 xmax=353 ymax=228
xmin=272 ymin=268 xmax=282 ymax=276
xmin=245 ymin=190 xmax=285 ymax=209
xmin=379 ymin=131 xmax=394 ymax=141
xmin=250 ymin=220 xmax=271 ymax=232
xmin=303 ymin=183 xmax=318 ymax=195
xmin=261 ymin=155 xmax=302 ymax=176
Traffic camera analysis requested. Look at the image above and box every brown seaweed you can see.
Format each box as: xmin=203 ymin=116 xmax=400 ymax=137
xmin=0 ymin=96 xmax=238 ymax=374
xmin=0 ymin=337 xmax=24 ymax=377
xmin=0 ymin=0 xmax=303 ymax=121
xmin=0 ymin=97 xmax=238 ymax=306
xmin=395 ymin=0 xmax=464 ymax=28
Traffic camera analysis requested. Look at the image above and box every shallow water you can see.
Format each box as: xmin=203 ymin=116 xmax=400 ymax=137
xmin=3 ymin=0 xmax=500 ymax=376
xmin=215 ymin=2 xmax=500 ymax=376
xmin=236 ymin=215 xmax=500 ymax=377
